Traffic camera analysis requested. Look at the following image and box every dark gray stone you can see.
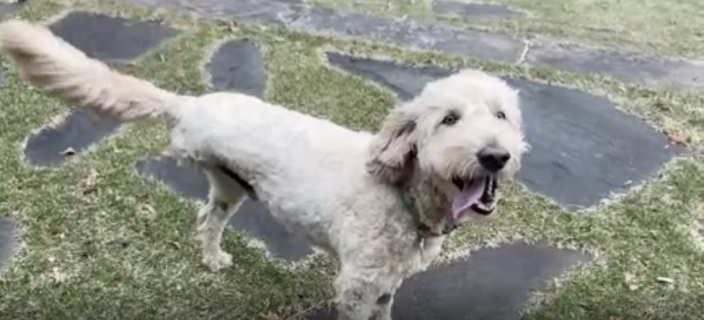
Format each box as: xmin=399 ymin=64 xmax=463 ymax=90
xmin=326 ymin=52 xmax=686 ymax=209
xmin=135 ymin=156 xmax=209 ymax=200
xmin=327 ymin=52 xmax=448 ymax=101
xmin=432 ymin=0 xmax=521 ymax=18
xmin=306 ymin=242 xmax=590 ymax=320
xmin=24 ymin=109 xmax=122 ymax=167
xmin=120 ymin=0 xmax=523 ymax=63
xmin=226 ymin=199 xmax=314 ymax=261
xmin=503 ymin=77 xmax=686 ymax=208
xmin=0 ymin=2 xmax=24 ymax=19
xmin=526 ymin=41 xmax=704 ymax=90
xmin=121 ymin=0 xmax=704 ymax=90
xmin=49 ymin=11 xmax=178 ymax=62
xmin=0 ymin=218 xmax=17 ymax=273
xmin=208 ymin=39 xmax=268 ymax=97
xmin=135 ymin=157 xmax=314 ymax=262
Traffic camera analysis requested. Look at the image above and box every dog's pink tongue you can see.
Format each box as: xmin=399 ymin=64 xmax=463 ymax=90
xmin=450 ymin=180 xmax=485 ymax=221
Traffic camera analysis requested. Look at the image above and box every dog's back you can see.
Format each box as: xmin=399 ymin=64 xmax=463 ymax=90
xmin=171 ymin=92 xmax=374 ymax=227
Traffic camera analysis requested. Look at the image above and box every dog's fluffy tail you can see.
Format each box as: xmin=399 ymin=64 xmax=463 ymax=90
xmin=0 ymin=19 xmax=181 ymax=121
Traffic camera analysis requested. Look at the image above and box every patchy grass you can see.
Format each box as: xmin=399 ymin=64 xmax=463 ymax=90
xmin=0 ymin=0 xmax=703 ymax=319
xmin=309 ymin=0 xmax=704 ymax=58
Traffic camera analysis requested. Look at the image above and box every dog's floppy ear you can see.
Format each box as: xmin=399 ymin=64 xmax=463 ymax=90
xmin=366 ymin=107 xmax=418 ymax=184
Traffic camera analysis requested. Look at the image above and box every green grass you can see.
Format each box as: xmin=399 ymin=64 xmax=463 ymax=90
xmin=0 ymin=0 xmax=704 ymax=319
xmin=309 ymin=0 xmax=704 ymax=58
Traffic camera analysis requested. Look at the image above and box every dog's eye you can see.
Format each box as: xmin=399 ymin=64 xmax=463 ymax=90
xmin=441 ymin=113 xmax=459 ymax=125
xmin=495 ymin=111 xmax=506 ymax=120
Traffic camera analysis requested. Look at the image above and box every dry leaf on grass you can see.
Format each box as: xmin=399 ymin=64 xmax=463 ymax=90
xmin=624 ymin=272 xmax=640 ymax=291
xmin=138 ymin=204 xmax=157 ymax=220
xmin=656 ymin=276 xmax=674 ymax=284
xmin=81 ymin=169 xmax=100 ymax=187
xmin=44 ymin=267 xmax=67 ymax=284
xmin=667 ymin=132 xmax=688 ymax=146
xmin=79 ymin=169 xmax=101 ymax=195
xmin=60 ymin=147 xmax=76 ymax=156
xmin=168 ymin=241 xmax=181 ymax=250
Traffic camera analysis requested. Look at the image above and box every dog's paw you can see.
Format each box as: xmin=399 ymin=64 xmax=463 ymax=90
xmin=202 ymin=250 xmax=233 ymax=272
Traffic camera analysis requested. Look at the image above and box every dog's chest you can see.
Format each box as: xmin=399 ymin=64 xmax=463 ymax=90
xmin=383 ymin=237 xmax=445 ymax=279
xmin=414 ymin=238 xmax=444 ymax=271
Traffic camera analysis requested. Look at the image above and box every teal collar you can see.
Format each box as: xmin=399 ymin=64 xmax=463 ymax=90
xmin=396 ymin=185 xmax=456 ymax=238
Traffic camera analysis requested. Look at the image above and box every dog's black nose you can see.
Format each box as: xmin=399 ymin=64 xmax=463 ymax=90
xmin=477 ymin=146 xmax=510 ymax=172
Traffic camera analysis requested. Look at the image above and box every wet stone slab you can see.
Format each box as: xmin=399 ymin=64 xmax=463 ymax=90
xmin=135 ymin=157 xmax=315 ymax=262
xmin=432 ymin=0 xmax=522 ymax=18
xmin=49 ymin=11 xmax=178 ymax=63
xmin=207 ymin=39 xmax=268 ymax=97
xmin=306 ymin=242 xmax=591 ymax=320
xmin=24 ymin=109 xmax=123 ymax=167
xmin=0 ymin=217 xmax=18 ymax=274
xmin=326 ymin=52 xmax=685 ymax=209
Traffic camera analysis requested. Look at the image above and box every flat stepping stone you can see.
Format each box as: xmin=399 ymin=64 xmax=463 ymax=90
xmin=306 ymin=242 xmax=590 ymax=320
xmin=23 ymin=12 xmax=179 ymax=167
xmin=24 ymin=109 xmax=123 ymax=167
xmin=49 ymin=11 xmax=178 ymax=62
xmin=135 ymin=157 xmax=314 ymax=262
xmin=207 ymin=39 xmax=268 ymax=97
xmin=0 ymin=217 xmax=18 ymax=274
xmin=326 ymin=52 xmax=685 ymax=209
xmin=432 ymin=0 xmax=522 ymax=18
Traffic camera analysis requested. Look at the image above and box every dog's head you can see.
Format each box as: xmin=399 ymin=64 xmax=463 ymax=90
xmin=367 ymin=69 xmax=527 ymax=224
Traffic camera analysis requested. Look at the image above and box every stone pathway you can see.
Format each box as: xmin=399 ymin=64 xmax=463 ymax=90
xmin=0 ymin=0 xmax=692 ymax=319
xmin=125 ymin=0 xmax=704 ymax=90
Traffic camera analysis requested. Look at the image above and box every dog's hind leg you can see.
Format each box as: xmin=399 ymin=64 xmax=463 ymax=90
xmin=194 ymin=166 xmax=248 ymax=272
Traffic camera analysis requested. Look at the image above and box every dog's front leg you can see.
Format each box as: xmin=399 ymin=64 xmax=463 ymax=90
xmin=335 ymin=277 xmax=375 ymax=320
xmin=334 ymin=269 xmax=397 ymax=320
xmin=369 ymin=289 xmax=396 ymax=320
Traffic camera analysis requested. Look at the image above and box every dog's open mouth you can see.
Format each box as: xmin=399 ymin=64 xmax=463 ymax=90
xmin=450 ymin=175 xmax=498 ymax=221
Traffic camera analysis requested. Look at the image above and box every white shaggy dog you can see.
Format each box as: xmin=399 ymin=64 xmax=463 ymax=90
xmin=0 ymin=20 xmax=527 ymax=320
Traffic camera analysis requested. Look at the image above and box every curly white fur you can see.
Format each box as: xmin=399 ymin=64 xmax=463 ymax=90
xmin=0 ymin=20 xmax=527 ymax=320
